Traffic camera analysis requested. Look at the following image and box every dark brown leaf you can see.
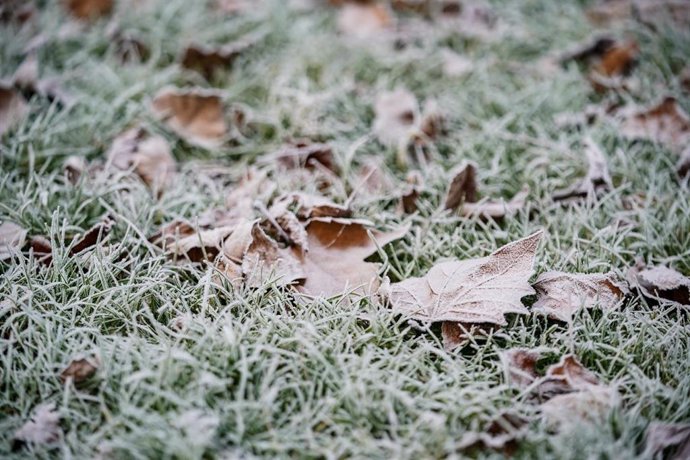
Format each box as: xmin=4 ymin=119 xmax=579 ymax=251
xmin=59 ymin=356 xmax=99 ymax=384
xmin=63 ymin=0 xmax=113 ymax=20
xmin=627 ymin=261 xmax=690 ymax=306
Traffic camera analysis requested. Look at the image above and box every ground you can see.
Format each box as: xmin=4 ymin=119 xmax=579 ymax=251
xmin=1 ymin=0 xmax=689 ymax=459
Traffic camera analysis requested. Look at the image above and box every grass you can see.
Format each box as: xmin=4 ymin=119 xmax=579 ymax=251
xmin=1 ymin=0 xmax=690 ymax=458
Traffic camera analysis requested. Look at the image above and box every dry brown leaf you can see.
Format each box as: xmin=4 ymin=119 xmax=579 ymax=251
xmin=180 ymin=41 xmax=251 ymax=80
xmin=444 ymin=161 xmax=478 ymax=210
xmin=499 ymin=347 xmax=544 ymax=388
xmin=553 ymin=139 xmax=612 ymax=202
xmin=168 ymin=225 xmax=236 ymax=263
xmin=29 ymin=236 xmax=53 ymax=264
xmin=441 ymin=321 xmax=495 ymax=351
xmin=337 ymin=2 xmax=393 ymax=38
xmin=532 ymin=271 xmax=629 ymax=322
xmin=461 ymin=186 xmax=529 ymax=220
xmin=540 ymin=386 xmax=618 ymax=428
xmin=373 ymin=88 xmax=419 ymax=147
xmin=215 ymin=0 xmax=258 ymax=14
xmin=298 ymin=217 xmax=408 ymax=297
xmin=59 ymin=356 xmax=99 ymax=384
xmin=70 ymin=217 xmax=114 ymax=255
xmin=0 ymin=0 xmax=36 ymax=26
xmin=0 ymin=221 xmax=27 ymax=261
xmin=457 ymin=412 xmax=527 ymax=456
xmin=398 ymin=170 xmax=423 ymax=214
xmin=63 ymin=0 xmax=113 ymax=20
xmin=677 ymin=146 xmax=690 ymax=179
xmin=224 ymin=169 xmax=275 ymax=221
xmin=561 ymin=36 xmax=638 ymax=92
xmin=260 ymin=141 xmax=338 ymax=174
xmin=241 ymin=222 xmax=305 ymax=288
xmin=63 ymin=155 xmax=88 ymax=184
xmin=151 ymin=87 xmax=227 ymax=149
xmin=0 ymin=82 xmax=29 ymax=136
xmin=13 ymin=54 xmax=74 ymax=106
xmin=276 ymin=192 xmax=352 ymax=220
xmin=643 ymin=422 xmax=690 ymax=460
xmin=107 ymin=126 xmax=176 ymax=190
xmin=355 ymin=158 xmax=396 ymax=195
xmin=627 ymin=261 xmax=690 ymax=306
xmin=12 ymin=403 xmax=61 ymax=448
xmin=389 ymin=231 xmax=542 ymax=326
xmin=619 ymin=96 xmax=690 ymax=154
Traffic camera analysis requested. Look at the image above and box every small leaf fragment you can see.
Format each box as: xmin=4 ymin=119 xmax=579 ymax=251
xmin=0 ymin=82 xmax=29 ymax=136
xmin=0 ymin=221 xmax=27 ymax=261
xmin=13 ymin=403 xmax=61 ymax=448
xmin=59 ymin=356 xmax=99 ymax=384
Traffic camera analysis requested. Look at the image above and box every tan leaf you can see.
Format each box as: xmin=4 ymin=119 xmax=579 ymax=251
xmin=298 ymin=217 xmax=408 ymax=297
xmin=441 ymin=321 xmax=495 ymax=351
xmin=619 ymin=96 xmax=690 ymax=153
xmin=540 ymin=386 xmax=618 ymax=428
xmin=276 ymin=192 xmax=351 ymax=219
xmin=225 ymin=168 xmax=275 ymax=221
xmin=0 ymin=82 xmax=28 ymax=137
xmin=532 ymin=271 xmax=629 ymax=322
xmin=151 ymin=87 xmax=227 ymax=149
xmin=63 ymin=0 xmax=113 ymax=20
xmin=461 ymin=186 xmax=529 ymax=220
xmin=444 ymin=161 xmax=478 ymax=211
xmin=457 ymin=412 xmax=527 ymax=456
xmin=627 ymin=261 xmax=690 ymax=306
xmin=241 ymin=222 xmax=305 ymax=288
xmin=337 ymin=2 xmax=393 ymax=38
xmin=561 ymin=36 xmax=638 ymax=92
xmin=107 ymin=127 xmax=175 ymax=190
xmin=259 ymin=141 xmax=338 ymax=174
xmin=373 ymin=88 xmax=419 ymax=147
xmin=0 ymin=221 xmax=27 ymax=261
xmin=180 ymin=41 xmax=251 ymax=80
xmin=355 ymin=158 xmax=396 ymax=195
xmin=168 ymin=226 xmax=236 ymax=263
xmin=389 ymin=231 xmax=542 ymax=325
xmin=59 ymin=356 xmax=99 ymax=384
xmin=13 ymin=403 xmax=61 ymax=447
xmin=553 ymin=139 xmax=612 ymax=202
xmin=499 ymin=347 xmax=544 ymax=388
xmin=643 ymin=422 xmax=690 ymax=460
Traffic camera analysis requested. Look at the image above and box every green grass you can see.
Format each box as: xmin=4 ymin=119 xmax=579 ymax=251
xmin=1 ymin=0 xmax=690 ymax=458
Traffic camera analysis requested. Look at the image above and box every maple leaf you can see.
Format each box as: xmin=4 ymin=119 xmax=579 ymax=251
xmin=389 ymin=231 xmax=542 ymax=326
xmin=151 ymin=87 xmax=228 ymax=149
xmin=532 ymin=271 xmax=629 ymax=322
xmin=12 ymin=403 xmax=61 ymax=448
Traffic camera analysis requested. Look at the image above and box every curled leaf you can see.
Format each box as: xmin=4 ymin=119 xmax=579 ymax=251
xmin=627 ymin=261 xmax=690 ymax=306
xmin=59 ymin=356 xmax=99 ymax=384
xmin=644 ymin=422 xmax=690 ymax=460
xmin=553 ymin=139 xmax=612 ymax=202
xmin=532 ymin=271 xmax=629 ymax=322
xmin=389 ymin=231 xmax=542 ymax=325
xmin=151 ymin=87 xmax=227 ymax=149
xmin=619 ymin=96 xmax=690 ymax=153
xmin=461 ymin=186 xmax=529 ymax=220
xmin=107 ymin=127 xmax=175 ymax=190
xmin=444 ymin=161 xmax=478 ymax=211
xmin=180 ymin=41 xmax=250 ymax=80
xmin=260 ymin=140 xmax=338 ymax=173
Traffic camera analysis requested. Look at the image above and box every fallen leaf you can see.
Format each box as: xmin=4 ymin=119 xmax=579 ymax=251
xmin=168 ymin=225 xmax=236 ymax=263
xmin=499 ymin=347 xmax=544 ymax=388
xmin=441 ymin=321 xmax=495 ymax=351
xmin=215 ymin=0 xmax=257 ymax=14
xmin=241 ymin=222 xmax=305 ymax=288
xmin=0 ymin=0 xmax=36 ymax=26
xmin=540 ymin=386 xmax=617 ymax=428
xmin=0 ymin=221 xmax=27 ymax=261
xmin=70 ymin=217 xmax=115 ymax=255
xmin=627 ymin=261 xmax=690 ymax=306
xmin=619 ymin=96 xmax=690 ymax=153
xmin=63 ymin=0 xmax=113 ymax=20
xmin=29 ymin=235 xmax=53 ymax=264
xmin=677 ymin=146 xmax=690 ymax=179
xmin=0 ymin=82 xmax=29 ymax=136
xmin=13 ymin=54 xmax=74 ymax=106
xmin=532 ymin=271 xmax=629 ymax=322
xmin=180 ymin=40 xmax=252 ymax=80
xmin=435 ymin=0 xmax=498 ymax=40
xmin=276 ymin=192 xmax=352 ymax=219
xmin=553 ymin=139 xmax=612 ymax=202
xmin=399 ymin=170 xmax=423 ymax=214
xmin=63 ymin=155 xmax=88 ymax=184
xmin=461 ymin=186 xmax=529 ymax=220
xmin=107 ymin=126 xmax=176 ymax=190
xmin=298 ymin=217 xmax=408 ymax=297
xmin=643 ymin=422 xmax=690 ymax=460
xmin=12 ymin=403 xmax=61 ymax=448
xmin=458 ymin=412 xmax=527 ymax=456
xmin=444 ymin=161 xmax=478 ymax=210
xmin=225 ymin=168 xmax=275 ymax=222
xmin=151 ymin=87 xmax=227 ymax=149
xmin=337 ymin=2 xmax=393 ymax=38
xmin=561 ymin=36 xmax=638 ymax=92
xmin=389 ymin=231 xmax=542 ymax=325
xmin=59 ymin=356 xmax=99 ymax=384
xmin=441 ymin=48 xmax=473 ymax=77
xmin=373 ymin=88 xmax=419 ymax=147
xmin=259 ymin=140 xmax=338 ymax=173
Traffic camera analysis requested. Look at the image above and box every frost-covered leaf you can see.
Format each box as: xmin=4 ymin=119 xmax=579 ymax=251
xmin=444 ymin=161 xmax=478 ymax=211
xmin=373 ymin=88 xmax=419 ymax=147
xmin=180 ymin=40 xmax=253 ymax=80
xmin=644 ymin=422 xmax=690 ymax=460
xmin=389 ymin=231 xmax=542 ymax=325
xmin=63 ymin=0 xmax=113 ymax=20
xmin=627 ymin=261 xmax=690 ymax=306
xmin=60 ymin=356 xmax=99 ymax=384
xmin=337 ymin=2 xmax=393 ymax=38
xmin=532 ymin=271 xmax=629 ymax=322
xmin=259 ymin=140 xmax=338 ymax=173
xmin=0 ymin=221 xmax=27 ymax=261
xmin=553 ymin=139 xmax=612 ymax=202
xmin=13 ymin=403 xmax=61 ymax=447
xmin=151 ymin=87 xmax=227 ymax=149
xmin=461 ymin=186 xmax=529 ymax=220
xmin=619 ymin=96 xmax=690 ymax=154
